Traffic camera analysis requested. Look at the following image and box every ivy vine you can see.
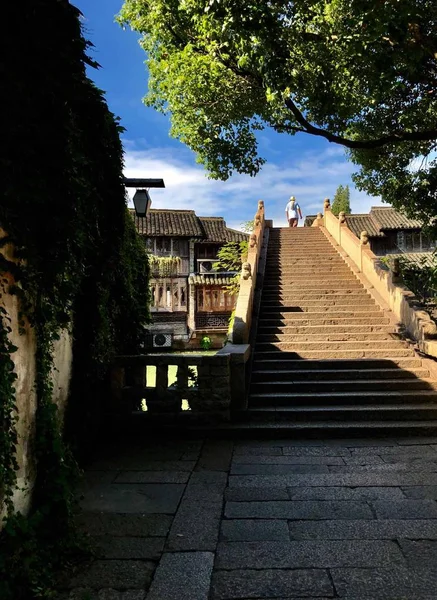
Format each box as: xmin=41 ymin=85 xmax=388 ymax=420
xmin=0 ymin=1 xmax=150 ymax=598
xmin=149 ymin=254 xmax=181 ymax=277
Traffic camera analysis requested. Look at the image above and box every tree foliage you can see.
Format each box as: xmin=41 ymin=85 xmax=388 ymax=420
xmin=331 ymin=184 xmax=351 ymax=216
xmin=118 ymin=0 xmax=437 ymax=232
xmin=214 ymin=241 xmax=248 ymax=295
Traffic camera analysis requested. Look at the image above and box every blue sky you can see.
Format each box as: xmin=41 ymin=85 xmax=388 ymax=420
xmin=75 ymin=0 xmax=384 ymax=229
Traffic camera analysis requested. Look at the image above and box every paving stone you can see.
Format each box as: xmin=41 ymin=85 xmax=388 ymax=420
xmin=80 ymin=484 xmax=185 ymax=514
xmin=342 ymin=455 xmax=385 ymax=465
xmin=183 ymin=483 xmax=225 ymax=502
xmin=79 ymin=471 xmax=119 ymax=488
xmin=166 ymin=499 xmax=222 ymax=551
xmin=93 ymin=536 xmax=164 ymax=559
xmin=233 ymin=447 xmax=283 ymax=456
xmin=211 ymin=569 xmax=333 ymax=599
xmin=351 ymin=446 xmax=437 ymax=457
xmin=399 ymin=540 xmax=437 ymax=566
xmin=181 ymin=451 xmax=201 ymax=461
xmin=215 ymin=540 xmax=404 ymax=569
xmin=114 ymin=471 xmax=190 ymax=484
xmin=221 ymin=520 xmax=290 ymax=541
xmin=228 ymin=472 xmax=437 ymax=488
xmin=233 ymin=455 xmax=345 ymax=465
xmin=323 ymin=438 xmax=397 ymax=447
xmin=289 ymin=519 xmax=437 ymax=540
xmin=282 ymin=446 xmax=351 ymax=457
xmin=382 ymin=453 xmax=437 ymax=463
xmin=331 ymin=566 xmax=437 ymax=598
xmin=146 ymin=552 xmax=214 ymax=600
xmin=231 ymin=464 xmax=330 ymax=475
xmin=287 ymin=486 xmax=405 ymax=501
xmin=372 ymin=499 xmax=437 ymax=519
xmin=195 ymin=440 xmax=233 ymax=471
xmin=224 ymin=487 xmax=290 ymax=502
xmin=77 ymin=513 xmax=172 ymax=537
xmin=401 ymin=485 xmax=437 ymax=499
xmin=68 ymin=560 xmax=155 ymax=590
xmin=235 ymin=439 xmax=325 ymax=448
xmin=328 ymin=462 xmax=437 ymax=473
xmin=225 ymin=500 xmax=373 ymax=520
xmin=189 ymin=471 xmax=228 ymax=485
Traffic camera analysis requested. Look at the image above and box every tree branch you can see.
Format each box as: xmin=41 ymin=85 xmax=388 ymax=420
xmin=284 ymin=97 xmax=437 ymax=149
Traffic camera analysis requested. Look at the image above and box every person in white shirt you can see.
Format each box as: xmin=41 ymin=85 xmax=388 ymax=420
xmin=285 ymin=196 xmax=303 ymax=227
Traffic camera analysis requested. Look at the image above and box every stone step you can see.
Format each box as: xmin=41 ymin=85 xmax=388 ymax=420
xmin=262 ymin=291 xmax=371 ymax=300
xmin=250 ymin=388 xmax=437 ymax=403
xmin=209 ymin=420 xmax=437 ymax=437
xmin=263 ymin=278 xmax=358 ymax=286
xmin=255 ymin=340 xmax=410 ymax=351
xmin=260 ymin=279 xmax=362 ymax=294
xmin=264 ymin=267 xmax=353 ymax=273
xmin=257 ymin=329 xmax=397 ymax=342
xmin=259 ymin=307 xmax=380 ymax=318
xmin=261 ymin=293 xmax=372 ymax=302
xmin=251 ymin=367 xmax=430 ymax=381
xmin=246 ymin=404 xmax=437 ymax=423
xmin=252 ymin=348 xmax=416 ymax=359
xmin=258 ymin=316 xmax=391 ymax=327
xmin=252 ymin=357 xmax=424 ymax=370
xmin=250 ymin=378 xmax=437 ymax=395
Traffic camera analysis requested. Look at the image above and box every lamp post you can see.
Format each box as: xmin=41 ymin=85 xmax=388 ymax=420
xmin=123 ymin=178 xmax=165 ymax=217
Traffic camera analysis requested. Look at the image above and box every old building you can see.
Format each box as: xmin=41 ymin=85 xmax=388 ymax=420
xmin=131 ymin=209 xmax=247 ymax=349
xmin=305 ymin=206 xmax=435 ymax=258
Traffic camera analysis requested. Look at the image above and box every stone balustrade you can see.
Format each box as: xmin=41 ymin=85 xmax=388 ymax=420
xmin=230 ymin=200 xmax=267 ymax=344
xmin=314 ymin=201 xmax=437 ymax=357
xmin=110 ymin=345 xmax=250 ymax=424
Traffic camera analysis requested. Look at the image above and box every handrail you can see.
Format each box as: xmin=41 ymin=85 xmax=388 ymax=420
xmin=230 ymin=200 xmax=266 ymax=344
xmin=313 ymin=200 xmax=437 ymax=355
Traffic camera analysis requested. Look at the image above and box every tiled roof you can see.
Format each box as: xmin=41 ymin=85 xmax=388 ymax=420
xmin=198 ymin=217 xmax=248 ymax=243
xmin=130 ymin=208 xmax=248 ymax=241
xmin=370 ymin=207 xmax=423 ymax=230
xmin=189 ymin=274 xmax=235 ymax=285
xmin=132 ymin=209 xmax=204 ymax=237
xmin=304 ymin=215 xmax=316 ymax=227
xmin=345 ymin=214 xmax=384 ymax=238
xmin=305 ymin=206 xmax=424 ymax=240
xmin=385 ymin=252 xmax=436 ymax=269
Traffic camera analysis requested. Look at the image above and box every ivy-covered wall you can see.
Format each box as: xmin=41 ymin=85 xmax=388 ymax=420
xmin=0 ymin=1 xmax=150 ymax=597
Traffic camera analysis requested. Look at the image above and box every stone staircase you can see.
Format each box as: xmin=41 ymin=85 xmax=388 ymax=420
xmin=248 ymin=226 xmax=437 ymax=434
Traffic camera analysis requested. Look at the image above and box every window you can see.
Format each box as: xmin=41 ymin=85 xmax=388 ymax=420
xmin=396 ymin=230 xmax=433 ymax=252
xmin=150 ymin=278 xmax=188 ymax=312
xmin=196 ymin=286 xmax=236 ymax=312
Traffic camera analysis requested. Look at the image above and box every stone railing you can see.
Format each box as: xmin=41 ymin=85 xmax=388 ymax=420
xmin=230 ymin=200 xmax=267 ymax=344
xmin=315 ymin=200 xmax=437 ymax=355
xmin=110 ymin=345 xmax=251 ymax=424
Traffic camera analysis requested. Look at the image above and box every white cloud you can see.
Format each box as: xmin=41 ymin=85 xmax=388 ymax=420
xmin=123 ymin=141 xmax=383 ymax=229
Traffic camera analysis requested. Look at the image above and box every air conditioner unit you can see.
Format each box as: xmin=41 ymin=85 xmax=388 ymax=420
xmin=198 ymin=259 xmax=215 ymax=273
xmin=152 ymin=333 xmax=173 ymax=349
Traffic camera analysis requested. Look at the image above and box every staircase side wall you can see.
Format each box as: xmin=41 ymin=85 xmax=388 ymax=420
xmin=323 ymin=208 xmax=437 ymax=348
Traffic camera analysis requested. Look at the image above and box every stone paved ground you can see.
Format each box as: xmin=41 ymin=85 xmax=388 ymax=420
xmin=58 ymin=435 xmax=437 ymax=599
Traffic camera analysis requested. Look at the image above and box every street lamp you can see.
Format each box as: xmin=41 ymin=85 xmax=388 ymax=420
xmin=132 ymin=189 xmax=151 ymax=218
xmin=123 ymin=178 xmax=165 ymax=217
